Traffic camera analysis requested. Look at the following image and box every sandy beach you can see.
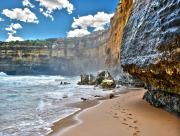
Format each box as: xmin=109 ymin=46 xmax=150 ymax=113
xmin=50 ymin=89 xmax=180 ymax=136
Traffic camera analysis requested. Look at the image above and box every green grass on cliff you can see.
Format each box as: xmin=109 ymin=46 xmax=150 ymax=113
xmin=0 ymin=40 xmax=48 ymax=46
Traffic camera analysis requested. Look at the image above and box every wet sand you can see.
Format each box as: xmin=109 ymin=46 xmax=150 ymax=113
xmin=50 ymin=89 xmax=180 ymax=136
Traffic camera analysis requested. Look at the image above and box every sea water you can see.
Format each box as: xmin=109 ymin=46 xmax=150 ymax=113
xmin=0 ymin=72 xmax=112 ymax=136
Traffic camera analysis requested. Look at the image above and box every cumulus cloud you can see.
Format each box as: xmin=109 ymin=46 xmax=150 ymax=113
xmin=72 ymin=15 xmax=93 ymax=29
xmin=67 ymin=29 xmax=90 ymax=38
xmin=22 ymin=0 xmax=35 ymax=8
xmin=2 ymin=8 xmax=39 ymax=23
xmin=67 ymin=12 xmax=114 ymax=37
xmin=5 ymin=23 xmax=24 ymax=42
xmin=0 ymin=17 xmax=4 ymax=21
xmin=5 ymin=23 xmax=22 ymax=33
xmin=72 ymin=12 xmax=114 ymax=30
xmin=36 ymin=0 xmax=74 ymax=20
xmin=6 ymin=33 xmax=24 ymax=42
xmin=92 ymin=12 xmax=114 ymax=28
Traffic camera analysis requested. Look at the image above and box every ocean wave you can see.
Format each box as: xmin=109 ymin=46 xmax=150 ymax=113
xmin=36 ymin=100 xmax=45 ymax=112
xmin=0 ymin=72 xmax=7 ymax=77
xmin=45 ymin=92 xmax=74 ymax=100
xmin=0 ymin=75 xmax=114 ymax=136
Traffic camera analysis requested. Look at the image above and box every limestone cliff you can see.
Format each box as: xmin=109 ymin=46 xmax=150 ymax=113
xmin=117 ymin=0 xmax=180 ymax=114
xmin=106 ymin=0 xmax=133 ymax=66
xmin=121 ymin=0 xmax=180 ymax=93
xmin=0 ymin=30 xmax=109 ymax=75
xmin=105 ymin=0 xmax=143 ymax=87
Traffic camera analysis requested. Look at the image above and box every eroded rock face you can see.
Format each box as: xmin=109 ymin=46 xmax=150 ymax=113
xmin=119 ymin=0 xmax=180 ymax=113
xmin=0 ymin=30 xmax=109 ymax=75
xmin=143 ymin=88 xmax=180 ymax=116
xmin=121 ymin=0 xmax=180 ymax=93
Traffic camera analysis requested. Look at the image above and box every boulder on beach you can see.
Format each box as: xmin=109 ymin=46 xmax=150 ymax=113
xmin=101 ymin=79 xmax=116 ymax=89
xmin=78 ymin=74 xmax=95 ymax=85
xmin=96 ymin=71 xmax=116 ymax=89
xmin=78 ymin=71 xmax=116 ymax=89
xmin=95 ymin=71 xmax=113 ymax=85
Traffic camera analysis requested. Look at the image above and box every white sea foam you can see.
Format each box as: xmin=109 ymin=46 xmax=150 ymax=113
xmin=0 ymin=75 xmax=119 ymax=136
xmin=36 ymin=100 xmax=45 ymax=112
xmin=0 ymin=72 xmax=7 ymax=77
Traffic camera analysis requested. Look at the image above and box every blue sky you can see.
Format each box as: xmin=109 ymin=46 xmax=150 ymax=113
xmin=0 ymin=0 xmax=118 ymax=41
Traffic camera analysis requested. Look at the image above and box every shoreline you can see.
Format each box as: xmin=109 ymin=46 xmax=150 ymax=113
xmin=49 ymin=99 xmax=99 ymax=136
xmin=49 ymin=88 xmax=145 ymax=136
xmin=49 ymin=88 xmax=180 ymax=136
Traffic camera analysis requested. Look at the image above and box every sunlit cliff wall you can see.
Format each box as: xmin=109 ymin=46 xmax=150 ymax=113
xmin=106 ymin=0 xmax=133 ymax=66
xmin=0 ymin=30 xmax=109 ymax=75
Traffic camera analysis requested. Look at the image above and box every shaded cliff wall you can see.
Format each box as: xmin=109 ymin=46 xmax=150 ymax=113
xmin=0 ymin=30 xmax=109 ymax=75
xmin=119 ymin=0 xmax=180 ymax=114
xmin=121 ymin=0 xmax=180 ymax=94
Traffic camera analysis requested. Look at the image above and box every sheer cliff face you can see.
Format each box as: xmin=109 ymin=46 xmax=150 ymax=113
xmin=120 ymin=0 xmax=180 ymax=94
xmin=0 ymin=30 xmax=109 ymax=75
xmin=106 ymin=0 xmax=133 ymax=66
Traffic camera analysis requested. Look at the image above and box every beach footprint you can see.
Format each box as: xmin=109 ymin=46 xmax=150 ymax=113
xmin=124 ymin=112 xmax=141 ymax=136
xmin=133 ymin=130 xmax=141 ymax=136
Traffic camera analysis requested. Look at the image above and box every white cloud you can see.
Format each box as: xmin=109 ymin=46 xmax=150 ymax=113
xmin=91 ymin=12 xmax=114 ymax=28
xmin=5 ymin=23 xmax=24 ymax=42
xmin=6 ymin=33 xmax=24 ymax=42
xmin=94 ymin=26 xmax=105 ymax=31
xmin=36 ymin=0 xmax=74 ymax=20
xmin=5 ymin=23 xmax=22 ymax=33
xmin=2 ymin=8 xmax=39 ymax=24
xmin=72 ymin=12 xmax=114 ymax=30
xmin=67 ymin=29 xmax=90 ymax=38
xmin=39 ymin=8 xmax=54 ymax=21
xmin=0 ymin=17 xmax=4 ymax=21
xmin=67 ymin=12 xmax=114 ymax=37
xmin=22 ymin=0 xmax=35 ymax=8
xmin=72 ymin=15 xmax=94 ymax=29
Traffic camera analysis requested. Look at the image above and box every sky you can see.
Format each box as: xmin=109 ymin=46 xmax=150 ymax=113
xmin=0 ymin=0 xmax=118 ymax=42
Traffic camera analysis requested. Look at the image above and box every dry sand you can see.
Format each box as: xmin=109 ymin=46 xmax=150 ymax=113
xmin=51 ymin=89 xmax=180 ymax=136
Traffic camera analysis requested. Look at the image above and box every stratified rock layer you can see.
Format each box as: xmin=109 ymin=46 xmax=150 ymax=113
xmin=119 ymin=0 xmax=180 ymax=113
xmin=0 ymin=30 xmax=109 ymax=75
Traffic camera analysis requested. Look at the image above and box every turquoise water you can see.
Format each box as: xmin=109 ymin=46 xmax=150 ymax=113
xmin=0 ymin=72 xmax=110 ymax=136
